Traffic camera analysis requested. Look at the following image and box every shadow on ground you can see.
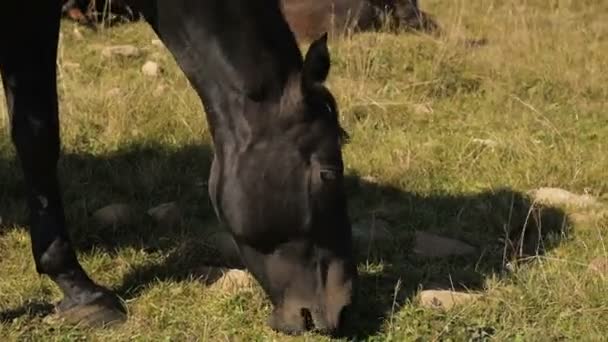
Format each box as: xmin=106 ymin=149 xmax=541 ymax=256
xmin=0 ymin=143 xmax=570 ymax=338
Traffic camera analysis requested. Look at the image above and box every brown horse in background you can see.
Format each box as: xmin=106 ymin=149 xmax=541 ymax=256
xmin=62 ymin=0 xmax=440 ymax=40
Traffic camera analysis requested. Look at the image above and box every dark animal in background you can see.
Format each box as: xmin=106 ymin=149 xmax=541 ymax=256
xmin=281 ymin=0 xmax=440 ymax=42
xmin=61 ymin=0 xmax=139 ymax=28
xmin=62 ymin=0 xmax=440 ymax=41
xmin=2 ymin=0 xmax=356 ymax=336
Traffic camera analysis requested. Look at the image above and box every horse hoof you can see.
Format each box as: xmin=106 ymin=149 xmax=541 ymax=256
xmin=53 ymin=293 xmax=127 ymax=328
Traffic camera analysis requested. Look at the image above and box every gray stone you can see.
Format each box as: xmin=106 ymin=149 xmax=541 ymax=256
xmin=352 ymin=218 xmax=393 ymax=249
xmin=419 ymin=290 xmax=482 ymax=310
xmin=92 ymin=203 xmax=134 ymax=226
xmin=101 ymin=45 xmax=140 ymax=58
xmin=413 ymin=231 xmax=476 ymax=258
xmin=147 ymin=202 xmax=181 ymax=227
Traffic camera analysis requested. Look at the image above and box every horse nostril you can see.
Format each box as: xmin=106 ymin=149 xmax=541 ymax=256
xmin=300 ymin=308 xmax=314 ymax=331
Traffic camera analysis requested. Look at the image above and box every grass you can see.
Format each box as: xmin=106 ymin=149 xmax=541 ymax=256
xmin=1 ymin=0 xmax=608 ymax=340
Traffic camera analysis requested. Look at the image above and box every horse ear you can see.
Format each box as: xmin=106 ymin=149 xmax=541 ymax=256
xmin=302 ymin=32 xmax=330 ymax=87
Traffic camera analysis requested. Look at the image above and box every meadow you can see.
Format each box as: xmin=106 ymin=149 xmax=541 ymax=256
xmin=1 ymin=0 xmax=607 ymax=340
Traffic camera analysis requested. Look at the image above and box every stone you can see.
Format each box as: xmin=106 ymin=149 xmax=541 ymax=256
xmin=412 ymin=103 xmax=433 ymax=114
xmin=153 ymin=84 xmax=167 ymax=96
xmin=419 ymin=290 xmax=482 ymax=310
xmin=587 ymin=257 xmax=608 ymax=276
xmin=151 ymin=39 xmax=164 ymax=48
xmin=529 ymin=187 xmax=598 ymax=208
xmin=472 ymin=138 xmax=498 ymax=148
xmin=141 ymin=61 xmax=161 ymax=77
xmin=147 ymin=202 xmax=181 ymax=227
xmin=361 ymin=175 xmax=378 ymax=184
xmin=352 ymin=218 xmax=393 ymax=249
xmin=198 ymin=267 xmax=254 ymax=292
xmin=101 ymin=45 xmax=140 ymax=58
xmin=62 ymin=61 xmax=81 ymax=69
xmin=92 ymin=203 xmax=134 ymax=226
xmin=72 ymin=26 xmax=84 ymax=40
xmin=106 ymin=87 xmax=121 ymax=97
xmin=214 ymin=269 xmax=254 ymax=292
xmin=413 ymin=231 xmax=476 ymax=258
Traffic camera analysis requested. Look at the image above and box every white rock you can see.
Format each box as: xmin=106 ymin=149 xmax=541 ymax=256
xmin=419 ymin=290 xmax=482 ymax=310
xmin=72 ymin=26 xmax=84 ymax=40
xmin=62 ymin=61 xmax=81 ymax=69
xmin=472 ymin=138 xmax=498 ymax=148
xmin=106 ymin=87 xmax=121 ymax=97
xmin=153 ymin=84 xmax=167 ymax=96
xmin=361 ymin=175 xmax=378 ymax=184
xmin=198 ymin=267 xmax=254 ymax=292
xmin=412 ymin=103 xmax=433 ymax=114
xmin=101 ymin=45 xmax=140 ymax=58
xmin=530 ymin=187 xmax=598 ymax=208
xmin=413 ymin=231 xmax=476 ymax=258
xmin=151 ymin=39 xmax=164 ymax=48
xmin=141 ymin=61 xmax=161 ymax=77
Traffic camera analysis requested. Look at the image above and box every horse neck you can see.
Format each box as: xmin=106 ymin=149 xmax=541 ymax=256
xmin=139 ymin=0 xmax=305 ymax=146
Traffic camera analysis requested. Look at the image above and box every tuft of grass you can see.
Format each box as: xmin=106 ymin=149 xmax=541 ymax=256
xmin=1 ymin=0 xmax=607 ymax=340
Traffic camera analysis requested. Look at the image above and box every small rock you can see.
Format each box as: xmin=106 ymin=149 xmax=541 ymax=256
xmin=62 ymin=61 xmax=80 ymax=69
xmin=72 ymin=26 xmax=84 ymax=40
xmin=101 ymin=45 xmax=140 ymax=58
xmin=106 ymin=87 xmax=121 ymax=97
xmin=147 ymin=202 xmax=181 ymax=227
xmin=413 ymin=231 xmax=476 ymax=258
xmin=200 ymin=267 xmax=254 ymax=292
xmin=419 ymin=290 xmax=481 ymax=310
xmin=529 ymin=187 xmax=598 ymax=208
xmin=472 ymin=138 xmax=498 ymax=148
xmin=151 ymin=39 xmax=164 ymax=48
xmin=352 ymin=218 xmax=393 ymax=249
xmin=92 ymin=203 xmax=134 ymax=226
xmin=587 ymin=257 xmax=608 ymax=276
xmin=361 ymin=175 xmax=378 ymax=184
xmin=207 ymin=231 xmax=242 ymax=266
xmin=153 ymin=84 xmax=167 ymax=96
xmin=412 ymin=103 xmax=433 ymax=114
xmin=214 ymin=269 xmax=254 ymax=292
xmin=141 ymin=61 xmax=161 ymax=77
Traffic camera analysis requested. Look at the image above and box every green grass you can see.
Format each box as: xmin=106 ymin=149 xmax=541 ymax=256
xmin=1 ymin=0 xmax=608 ymax=340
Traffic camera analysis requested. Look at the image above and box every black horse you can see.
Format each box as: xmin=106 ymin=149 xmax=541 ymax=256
xmin=0 ymin=0 xmax=356 ymax=336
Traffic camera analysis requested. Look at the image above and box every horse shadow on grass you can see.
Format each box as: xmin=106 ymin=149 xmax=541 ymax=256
xmin=0 ymin=142 xmax=570 ymax=339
